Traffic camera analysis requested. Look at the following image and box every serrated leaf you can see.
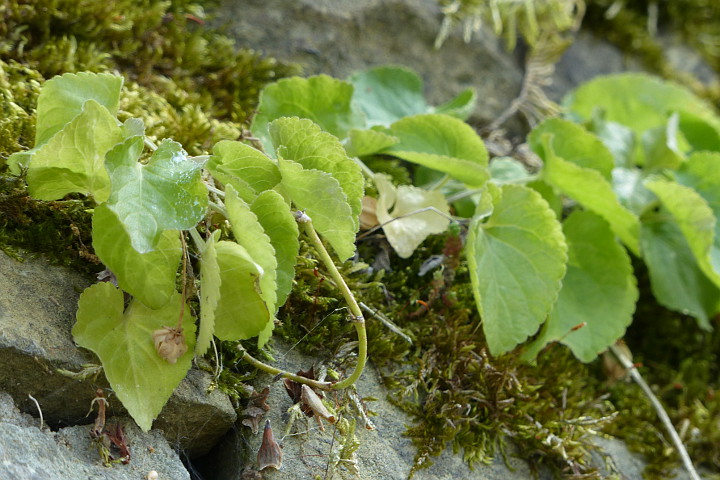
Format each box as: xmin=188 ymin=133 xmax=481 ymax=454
xmin=197 ymin=230 xmax=221 ymax=355
xmin=535 ymin=132 xmax=641 ymax=256
xmin=530 ymin=118 xmax=614 ymax=179
xmin=524 ymin=211 xmax=638 ymax=362
xmin=349 ymin=66 xmax=429 ymax=127
xmin=374 ymin=174 xmax=450 ymax=258
xmin=645 ymin=177 xmax=720 ymax=288
xmin=26 ymin=100 xmax=123 ymax=202
xmin=73 ymin=282 xmax=195 ymax=431
xmin=251 ymin=75 xmax=364 ymax=155
xmin=213 ymin=241 xmax=270 ymax=341
xmin=345 ymin=128 xmax=399 ymax=158
xmin=92 ymin=204 xmax=181 ymax=309
xmin=208 ymin=140 xmax=281 ymax=202
xmin=225 ymin=186 xmax=278 ymax=318
xmin=564 ymin=73 xmax=720 ymax=137
xmin=278 ymin=158 xmax=356 ymax=260
xmin=381 ymin=114 xmax=489 ymax=186
xmin=641 ymin=215 xmax=719 ymax=330
xmin=104 ymin=137 xmax=208 ymax=253
xmin=251 ymin=190 xmax=299 ymax=309
xmin=270 ymin=117 xmax=363 ymax=231
xmin=467 ymin=184 xmax=567 ymax=356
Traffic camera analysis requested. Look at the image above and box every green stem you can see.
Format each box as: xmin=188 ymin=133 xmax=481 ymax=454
xmin=208 ymin=200 xmax=228 ymax=218
xmin=188 ymin=227 xmax=205 ymax=253
xmin=297 ymin=212 xmax=367 ymax=390
xmin=237 ymin=346 xmax=332 ymax=390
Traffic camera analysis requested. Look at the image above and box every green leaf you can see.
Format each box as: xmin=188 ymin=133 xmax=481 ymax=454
xmin=345 ymin=128 xmax=399 ymax=158
xmin=225 ymin=186 xmax=278 ymax=321
xmin=278 ymin=158 xmax=357 ymax=260
xmin=349 ymin=66 xmax=429 ymax=127
xmin=646 ymin=176 xmax=720 ymax=289
xmin=434 ymin=88 xmax=477 ymax=120
xmin=535 ymin=133 xmax=641 ymax=256
xmin=104 ymin=137 xmax=208 ymax=253
xmin=382 ymin=114 xmax=489 ymax=186
xmin=36 ymin=72 xmax=123 ymax=146
xmin=641 ymin=113 xmax=685 ymax=171
xmin=8 ymin=73 xmax=123 ymax=174
xmin=523 ymin=211 xmax=638 ymax=362
xmin=25 ymin=100 xmax=123 ymax=202
xmin=208 ymin=140 xmax=281 ymax=202
xmin=564 ymin=73 xmax=720 ymax=137
xmin=589 ymin=116 xmax=635 ymax=168
xmin=489 ymin=157 xmax=536 ymax=185
xmin=251 ymin=190 xmax=299 ymax=310
xmin=92 ymin=204 xmax=181 ymax=310
xmin=611 ymin=167 xmax=657 ymax=217
xmin=676 ymin=152 xmax=720 ymax=256
xmin=374 ymin=174 xmax=450 ymax=258
xmin=270 ymin=117 xmax=364 ymax=231
xmin=213 ymin=240 xmax=270 ymax=341
xmin=641 ymin=215 xmax=719 ymax=330
xmin=467 ymin=184 xmax=567 ymax=356
xmin=348 ymin=66 xmax=477 ymax=126
xmin=527 ymin=180 xmax=562 ymax=219
xmin=677 ymin=111 xmax=720 ymax=153
xmin=122 ymin=117 xmax=145 ymax=139
xmin=197 ymin=230 xmax=221 ymax=355
xmin=529 ymin=118 xmax=614 ymax=179
xmin=251 ymin=75 xmax=364 ymax=155
xmin=74 ymin=283 xmax=195 ymax=431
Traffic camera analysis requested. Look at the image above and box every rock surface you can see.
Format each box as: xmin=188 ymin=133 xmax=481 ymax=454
xmin=0 ymin=391 xmax=190 ymax=480
xmin=196 ymin=340 xmax=551 ymax=480
xmin=0 ymin=251 xmax=236 ymax=457
xmin=213 ymin=0 xmax=524 ymax=128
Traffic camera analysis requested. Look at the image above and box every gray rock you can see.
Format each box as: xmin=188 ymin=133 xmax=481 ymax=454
xmin=213 ymin=0 xmax=524 ymax=128
xmin=549 ymin=30 xmax=718 ymax=102
xmin=0 ymin=251 xmax=236 ymax=457
xmin=197 ymin=340 xmax=547 ymax=480
xmin=0 ymin=391 xmax=190 ymax=480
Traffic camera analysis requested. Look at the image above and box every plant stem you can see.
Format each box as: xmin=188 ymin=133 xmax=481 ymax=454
xmin=610 ymin=344 xmax=701 ymax=480
xmin=188 ymin=227 xmax=205 ymax=253
xmin=208 ymin=200 xmax=229 ymax=218
xmin=234 ymin=211 xmax=368 ymax=391
xmin=296 ymin=213 xmax=367 ymax=390
xmin=177 ymin=232 xmax=188 ymax=330
xmin=237 ymin=346 xmax=332 ymax=390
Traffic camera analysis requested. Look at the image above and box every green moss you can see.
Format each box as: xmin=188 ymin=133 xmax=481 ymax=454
xmin=0 ymin=0 xmax=296 ymax=263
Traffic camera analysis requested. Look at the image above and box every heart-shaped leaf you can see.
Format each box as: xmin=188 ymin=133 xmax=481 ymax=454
xmin=74 ymin=282 xmax=195 ymax=431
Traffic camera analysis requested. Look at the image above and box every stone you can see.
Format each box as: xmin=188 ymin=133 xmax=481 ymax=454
xmin=195 ymin=340 xmax=551 ymax=480
xmin=212 ymin=0 xmax=524 ymax=128
xmin=0 ymin=391 xmax=190 ymax=480
xmin=0 ymin=251 xmax=236 ymax=457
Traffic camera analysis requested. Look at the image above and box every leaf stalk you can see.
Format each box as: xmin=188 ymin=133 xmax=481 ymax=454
xmin=297 ymin=213 xmax=367 ymax=390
